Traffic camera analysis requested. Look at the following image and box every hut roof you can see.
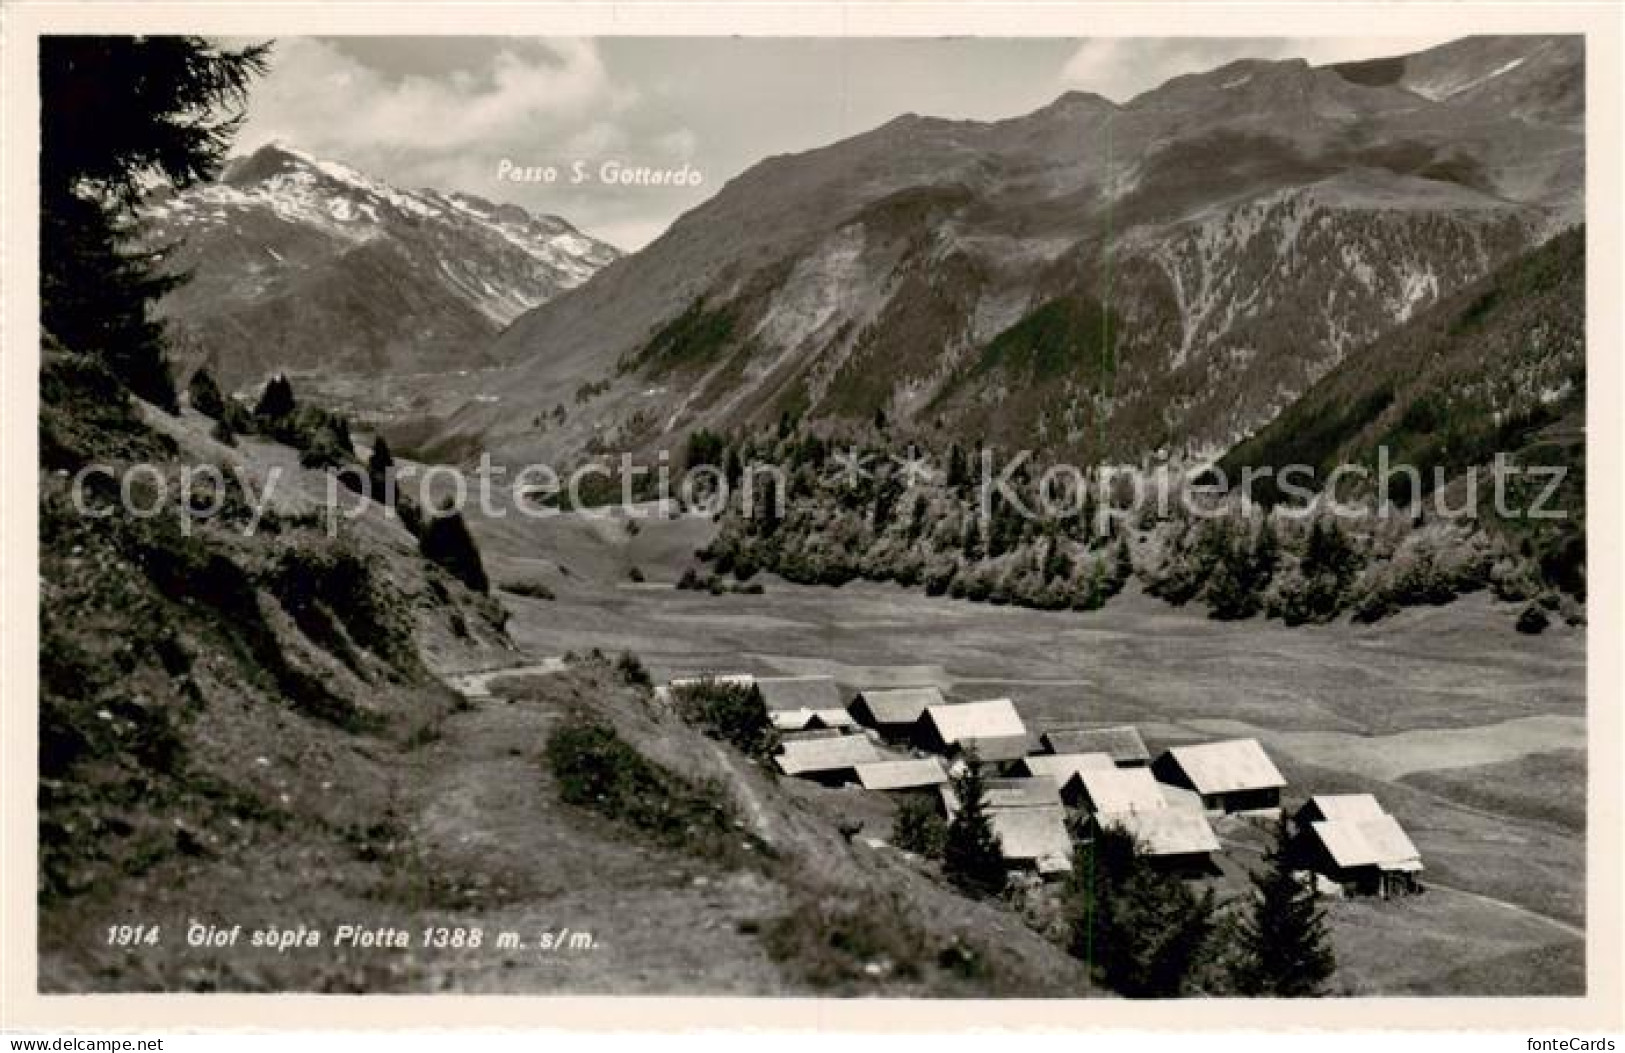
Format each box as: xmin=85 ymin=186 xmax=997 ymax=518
xmin=1311 ymin=815 xmax=1423 ymax=871
xmin=1302 ymin=793 xmax=1388 ymax=824
xmin=1017 ymin=752 xmax=1117 ymax=786
xmin=1103 ymin=808 xmax=1221 ymax=857
xmin=854 ymin=758 xmax=949 ymax=791
xmin=770 ymin=707 xmax=857 ymax=732
xmin=940 ymin=776 xmax=1058 ymax=816
xmin=1067 ymin=767 xmax=1167 ymax=815
xmin=948 ymin=734 xmax=1032 ymax=763
xmin=1161 ymin=739 xmax=1286 ymax=795
xmin=667 ymin=674 xmax=755 ymax=691
xmin=1041 ymin=725 xmax=1151 ymax=765
xmin=756 ymin=675 xmax=843 ymax=713
xmin=924 ymin=699 xmax=1026 ymax=745
xmin=989 ymin=805 xmax=1074 ymax=874
xmin=851 ymin=686 xmax=945 ymax=725
xmin=774 ymin=735 xmax=881 ymax=777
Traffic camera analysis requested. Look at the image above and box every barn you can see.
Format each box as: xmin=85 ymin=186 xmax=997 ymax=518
xmin=1152 ymin=739 xmax=1286 ymax=813
xmin=774 ymin=735 xmax=882 ymax=785
xmin=1293 ymin=795 xmax=1424 ymax=896
xmin=916 ymin=698 xmax=1030 ymax=762
xmin=848 ymin=686 xmax=945 ymax=740
xmin=989 ymin=805 xmax=1074 ymax=877
xmin=1061 ymin=766 xmax=1167 ymax=815
xmin=1013 ymin=752 xmax=1116 ymax=789
xmin=756 ymin=675 xmax=843 ymax=712
xmin=854 ymin=758 xmax=949 ymax=792
xmin=1092 ymin=808 xmax=1221 ymax=875
xmin=769 ymin=707 xmax=857 ymax=733
xmin=1040 ymin=725 xmax=1151 ymax=767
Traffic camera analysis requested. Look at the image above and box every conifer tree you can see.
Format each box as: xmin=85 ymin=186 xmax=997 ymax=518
xmin=942 ymin=749 xmax=1006 ymax=898
xmin=367 ymin=434 xmax=396 ymax=501
xmin=420 ymin=509 xmax=490 ymax=593
xmin=186 ymin=367 xmax=226 ymax=419
xmin=254 ymin=374 xmax=295 ymax=419
xmin=1229 ymin=816 xmax=1336 ymax=996
xmin=40 ymin=37 xmax=270 ymax=410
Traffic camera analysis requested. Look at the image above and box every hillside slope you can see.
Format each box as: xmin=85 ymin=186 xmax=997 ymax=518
xmin=38 ymin=344 xmax=515 ymax=986
xmin=430 ymin=35 xmax=1580 ymax=468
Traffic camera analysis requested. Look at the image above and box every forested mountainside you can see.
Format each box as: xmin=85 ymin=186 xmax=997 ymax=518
xmin=687 ymin=226 xmax=1585 ymax=630
xmin=140 ymin=143 xmax=618 ymax=392
xmin=424 ymin=35 xmax=1581 ymax=469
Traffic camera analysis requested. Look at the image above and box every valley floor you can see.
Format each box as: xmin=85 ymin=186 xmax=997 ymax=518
xmin=475 ymin=506 xmax=1588 ymax=997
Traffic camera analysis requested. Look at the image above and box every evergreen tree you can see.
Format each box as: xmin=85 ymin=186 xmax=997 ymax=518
xmin=367 ymin=434 xmax=396 ymax=502
xmin=186 ymin=367 xmax=226 ymax=419
xmin=419 ymin=510 xmax=490 ymax=593
xmin=1067 ymin=821 xmax=1218 ymax=997
xmin=254 ymin=374 xmax=295 ymax=419
xmin=1229 ymin=816 xmax=1336 ymax=996
xmin=40 ymin=37 xmax=270 ymax=410
xmin=942 ymin=750 xmax=1006 ymax=898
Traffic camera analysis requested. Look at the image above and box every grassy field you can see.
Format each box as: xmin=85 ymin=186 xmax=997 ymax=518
xmin=467 ymin=505 xmax=1589 ymax=996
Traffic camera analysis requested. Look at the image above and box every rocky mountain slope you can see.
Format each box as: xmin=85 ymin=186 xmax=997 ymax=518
xmin=427 ymin=34 xmax=1580 ymax=469
xmin=140 ymin=143 xmax=619 ymax=392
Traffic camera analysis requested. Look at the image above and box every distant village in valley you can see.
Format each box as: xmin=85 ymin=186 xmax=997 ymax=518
xmin=662 ymin=673 xmax=1425 ymax=898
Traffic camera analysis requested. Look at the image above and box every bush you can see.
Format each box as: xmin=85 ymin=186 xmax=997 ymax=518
xmin=1516 ymin=602 xmax=1550 ymax=635
xmin=761 ymin=892 xmax=931 ymax=988
xmin=670 ymin=678 xmax=778 ymax=762
xmin=544 ymin=713 xmax=735 ymax=850
xmin=891 ymin=793 xmax=946 ymax=858
xmin=503 ymin=579 xmax=555 ymax=601
xmin=615 ymin=650 xmax=652 ymax=688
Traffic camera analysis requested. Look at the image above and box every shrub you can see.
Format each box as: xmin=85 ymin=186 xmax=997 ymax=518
xmin=543 ymin=713 xmax=738 ymax=852
xmin=761 ymin=892 xmax=931 ymax=988
xmin=615 ymin=650 xmax=652 ymax=688
xmin=891 ymin=793 xmax=946 ymax=858
xmin=503 ymin=579 xmax=555 ymax=601
xmin=209 ymin=416 xmax=236 ymax=447
xmin=1516 ymin=602 xmax=1550 ymax=635
xmin=670 ymin=678 xmax=778 ymax=762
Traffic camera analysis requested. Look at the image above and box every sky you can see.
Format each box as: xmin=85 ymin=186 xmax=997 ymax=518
xmin=234 ymin=35 xmax=1457 ymax=251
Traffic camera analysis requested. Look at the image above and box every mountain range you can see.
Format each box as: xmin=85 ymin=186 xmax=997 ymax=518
xmin=140 ymin=143 xmax=619 ymax=392
xmin=411 ymin=34 xmax=1582 ymax=469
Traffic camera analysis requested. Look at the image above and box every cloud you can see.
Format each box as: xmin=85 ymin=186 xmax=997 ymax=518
xmin=237 ymin=36 xmax=644 ymax=196
xmin=1059 ymin=37 xmax=1458 ymax=102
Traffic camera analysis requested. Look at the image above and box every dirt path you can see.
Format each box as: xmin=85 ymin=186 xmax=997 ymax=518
xmin=445 ymin=658 xmax=567 ymax=700
xmin=395 ymin=671 xmax=792 ymax=993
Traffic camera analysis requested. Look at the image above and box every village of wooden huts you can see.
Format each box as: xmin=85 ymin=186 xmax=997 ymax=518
xmin=659 ymin=672 xmax=1424 ymax=897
